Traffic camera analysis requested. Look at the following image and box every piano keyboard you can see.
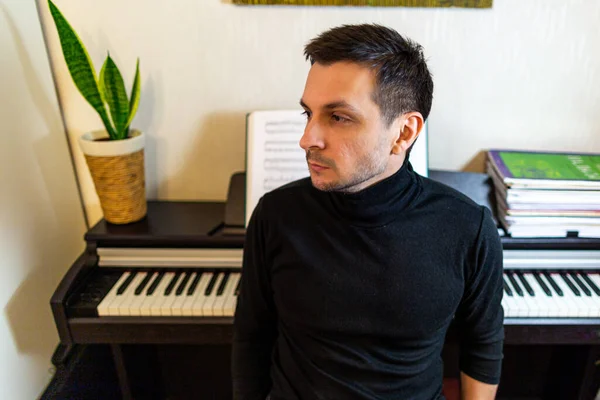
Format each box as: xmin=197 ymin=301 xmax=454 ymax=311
xmin=70 ymin=270 xmax=240 ymax=318
xmin=68 ymin=265 xmax=600 ymax=321
xmin=502 ymin=271 xmax=600 ymax=318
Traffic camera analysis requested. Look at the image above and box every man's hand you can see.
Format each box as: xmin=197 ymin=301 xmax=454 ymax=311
xmin=460 ymin=372 xmax=498 ymax=400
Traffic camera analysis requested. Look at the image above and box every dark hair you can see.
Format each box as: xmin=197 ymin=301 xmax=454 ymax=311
xmin=304 ymin=24 xmax=434 ymax=128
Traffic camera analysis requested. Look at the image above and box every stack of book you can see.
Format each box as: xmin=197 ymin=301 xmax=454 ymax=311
xmin=486 ymin=149 xmax=600 ymax=238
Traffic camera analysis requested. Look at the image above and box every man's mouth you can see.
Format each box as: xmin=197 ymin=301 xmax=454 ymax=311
xmin=308 ymin=162 xmax=329 ymax=172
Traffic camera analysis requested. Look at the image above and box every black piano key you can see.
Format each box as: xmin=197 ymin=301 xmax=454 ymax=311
xmin=560 ymin=273 xmax=581 ymax=296
xmin=216 ymin=273 xmax=231 ymax=296
xmin=534 ymin=273 xmax=552 ymax=297
xmin=176 ymin=272 xmax=192 ymax=296
xmin=502 ymin=276 xmax=513 ymax=297
xmin=165 ymin=272 xmax=182 ymax=296
xmin=544 ymin=273 xmax=564 ymax=296
xmin=235 ymin=277 xmax=241 ymax=296
xmin=205 ymin=274 xmax=219 ymax=296
xmin=507 ymin=272 xmax=524 ymax=297
xmin=147 ymin=272 xmax=165 ymax=295
xmin=516 ymin=272 xmax=535 ymax=297
xmin=135 ymin=272 xmax=154 ymax=295
xmin=570 ymin=273 xmax=592 ymax=297
xmin=187 ymin=272 xmax=202 ymax=295
xmin=117 ymin=271 xmax=137 ymax=295
xmin=581 ymin=273 xmax=600 ymax=296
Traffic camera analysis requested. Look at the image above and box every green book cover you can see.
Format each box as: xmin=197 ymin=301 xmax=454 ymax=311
xmin=489 ymin=150 xmax=600 ymax=182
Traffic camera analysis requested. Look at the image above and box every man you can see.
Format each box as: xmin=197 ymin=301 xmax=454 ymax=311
xmin=233 ymin=24 xmax=504 ymax=400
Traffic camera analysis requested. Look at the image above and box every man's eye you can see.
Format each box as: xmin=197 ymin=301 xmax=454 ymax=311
xmin=331 ymin=114 xmax=349 ymax=123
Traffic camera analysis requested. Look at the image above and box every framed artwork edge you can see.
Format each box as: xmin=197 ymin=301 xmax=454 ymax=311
xmin=232 ymin=0 xmax=493 ymax=8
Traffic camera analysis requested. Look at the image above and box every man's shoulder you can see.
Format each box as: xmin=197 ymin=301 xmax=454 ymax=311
xmin=251 ymin=177 xmax=317 ymax=225
xmin=420 ymin=175 xmax=484 ymax=215
xmin=420 ymin=175 xmax=501 ymax=243
xmin=259 ymin=177 xmax=313 ymax=208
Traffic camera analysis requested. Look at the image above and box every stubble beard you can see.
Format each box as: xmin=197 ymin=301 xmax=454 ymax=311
xmin=307 ymin=145 xmax=389 ymax=194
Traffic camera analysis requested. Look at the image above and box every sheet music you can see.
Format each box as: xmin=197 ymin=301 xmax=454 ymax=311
xmin=245 ymin=110 xmax=429 ymax=226
xmin=246 ymin=110 xmax=309 ymax=225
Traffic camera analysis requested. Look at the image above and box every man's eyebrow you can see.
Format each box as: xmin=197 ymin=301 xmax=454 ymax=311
xmin=299 ymin=99 xmax=360 ymax=114
xmin=322 ymin=100 xmax=360 ymax=114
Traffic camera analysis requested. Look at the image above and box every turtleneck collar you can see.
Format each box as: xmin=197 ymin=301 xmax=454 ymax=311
xmin=321 ymin=157 xmax=422 ymax=228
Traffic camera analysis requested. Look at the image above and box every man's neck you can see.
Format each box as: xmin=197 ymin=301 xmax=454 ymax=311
xmin=343 ymin=155 xmax=406 ymax=194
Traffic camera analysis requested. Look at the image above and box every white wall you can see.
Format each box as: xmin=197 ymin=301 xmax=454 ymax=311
xmin=0 ymin=0 xmax=86 ymax=398
xmin=39 ymin=0 xmax=600 ymax=226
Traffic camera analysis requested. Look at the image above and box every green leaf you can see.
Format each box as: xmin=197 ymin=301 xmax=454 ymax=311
xmin=102 ymin=55 xmax=130 ymax=139
xmin=98 ymin=56 xmax=108 ymax=104
xmin=125 ymin=59 xmax=141 ymax=132
xmin=98 ymin=56 xmax=116 ymax=132
xmin=48 ymin=0 xmax=117 ymax=139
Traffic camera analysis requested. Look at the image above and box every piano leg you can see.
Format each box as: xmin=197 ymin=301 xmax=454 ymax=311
xmin=110 ymin=344 xmax=165 ymax=400
xmin=578 ymin=345 xmax=600 ymax=400
xmin=111 ymin=344 xmax=133 ymax=400
xmin=51 ymin=343 xmax=74 ymax=366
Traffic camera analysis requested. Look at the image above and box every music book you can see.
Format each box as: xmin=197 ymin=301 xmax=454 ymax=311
xmin=245 ymin=109 xmax=429 ymax=226
xmin=487 ymin=150 xmax=600 ymax=238
xmin=488 ymin=149 xmax=600 ymax=190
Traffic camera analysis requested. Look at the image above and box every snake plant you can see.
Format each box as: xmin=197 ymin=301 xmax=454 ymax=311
xmin=48 ymin=0 xmax=140 ymax=141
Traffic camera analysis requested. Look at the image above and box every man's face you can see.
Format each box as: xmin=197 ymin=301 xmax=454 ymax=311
xmin=299 ymin=61 xmax=401 ymax=193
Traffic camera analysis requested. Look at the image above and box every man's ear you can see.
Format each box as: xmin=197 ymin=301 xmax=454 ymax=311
xmin=391 ymin=112 xmax=424 ymax=155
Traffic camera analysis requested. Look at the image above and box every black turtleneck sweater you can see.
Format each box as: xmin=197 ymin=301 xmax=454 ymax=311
xmin=232 ymin=160 xmax=504 ymax=400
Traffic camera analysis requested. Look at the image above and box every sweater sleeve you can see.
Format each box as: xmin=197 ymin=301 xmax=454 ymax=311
xmin=455 ymin=206 xmax=505 ymax=384
xmin=232 ymin=197 xmax=278 ymax=400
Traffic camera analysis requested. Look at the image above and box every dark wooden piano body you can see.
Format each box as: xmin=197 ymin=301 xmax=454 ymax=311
xmin=50 ymin=172 xmax=600 ymax=399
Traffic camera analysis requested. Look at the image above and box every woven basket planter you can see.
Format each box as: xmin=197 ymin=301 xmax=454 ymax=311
xmin=78 ymin=129 xmax=147 ymax=224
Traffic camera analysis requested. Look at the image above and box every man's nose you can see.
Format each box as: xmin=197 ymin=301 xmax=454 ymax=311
xmin=299 ymin=119 xmax=325 ymax=150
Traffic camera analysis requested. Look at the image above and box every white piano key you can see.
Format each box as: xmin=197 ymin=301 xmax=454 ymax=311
xmin=176 ymin=272 xmax=199 ymax=316
xmin=523 ymin=273 xmax=553 ymax=317
xmin=107 ymin=272 xmax=138 ymax=316
xmin=552 ymin=274 xmax=587 ymax=317
xmin=149 ymin=272 xmax=176 ymax=316
xmin=191 ymin=273 xmax=215 ymax=316
xmin=533 ymin=274 xmax=569 ymax=317
xmin=571 ymin=273 xmax=600 ymax=318
xmin=129 ymin=272 xmax=158 ymax=316
xmin=562 ymin=273 xmax=594 ymax=318
xmin=117 ymin=273 xmax=147 ymax=316
xmin=160 ymin=273 xmax=186 ymax=316
xmin=586 ymin=273 xmax=600 ymax=318
xmin=588 ymin=273 xmax=600 ymax=291
xmin=97 ymin=272 xmax=129 ymax=316
xmin=139 ymin=272 xmax=167 ymax=316
xmin=538 ymin=274 xmax=571 ymax=317
xmin=171 ymin=273 xmax=196 ymax=316
xmin=202 ymin=273 xmax=225 ymax=317
xmin=183 ymin=273 xmax=211 ymax=316
xmin=536 ymin=273 xmax=565 ymax=317
xmin=577 ymin=273 xmax=600 ymax=296
xmin=502 ymin=275 xmax=519 ymax=318
xmin=213 ymin=273 xmax=236 ymax=317
xmin=180 ymin=273 xmax=199 ymax=316
xmin=111 ymin=272 xmax=142 ymax=316
xmin=505 ymin=276 xmax=529 ymax=317
xmin=517 ymin=274 xmax=541 ymax=317
xmin=223 ymin=273 xmax=241 ymax=317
